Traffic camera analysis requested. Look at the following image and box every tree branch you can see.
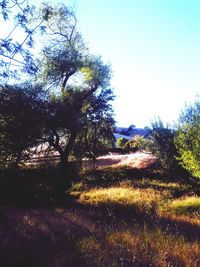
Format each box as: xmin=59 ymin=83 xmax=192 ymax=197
xmin=47 ymin=130 xmax=64 ymax=155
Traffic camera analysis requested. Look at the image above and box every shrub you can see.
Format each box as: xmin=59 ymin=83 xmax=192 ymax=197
xmin=117 ymin=137 xmax=129 ymax=148
xmin=148 ymin=119 xmax=179 ymax=171
xmin=124 ymin=135 xmax=148 ymax=151
xmin=175 ymin=98 xmax=200 ymax=179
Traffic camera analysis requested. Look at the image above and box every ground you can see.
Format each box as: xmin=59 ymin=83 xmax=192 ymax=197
xmin=0 ymin=152 xmax=199 ymax=267
xmin=83 ymin=152 xmax=156 ymax=170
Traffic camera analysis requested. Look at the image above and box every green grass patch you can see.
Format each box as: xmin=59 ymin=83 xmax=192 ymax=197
xmin=165 ymin=196 xmax=200 ymax=216
xmin=71 ymin=183 xmax=170 ymax=215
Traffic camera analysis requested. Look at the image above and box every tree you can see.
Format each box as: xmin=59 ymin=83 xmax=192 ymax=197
xmin=148 ymin=118 xmax=178 ymax=170
xmin=42 ymin=54 xmax=112 ymax=170
xmin=117 ymin=137 xmax=129 ymax=148
xmin=73 ymin=88 xmax=115 ymax=167
xmin=0 ymin=1 xmax=54 ymax=78
xmin=124 ymin=135 xmax=148 ymax=151
xmin=175 ymin=98 xmax=200 ymax=179
xmin=35 ymin=4 xmax=112 ymax=169
xmin=0 ymin=2 xmax=115 ymax=172
xmin=0 ymin=83 xmax=45 ymax=167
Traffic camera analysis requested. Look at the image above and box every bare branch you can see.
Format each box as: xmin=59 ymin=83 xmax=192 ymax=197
xmin=5 ymin=22 xmax=20 ymax=39
xmin=11 ymin=18 xmax=44 ymax=59
xmin=0 ymin=54 xmax=25 ymax=66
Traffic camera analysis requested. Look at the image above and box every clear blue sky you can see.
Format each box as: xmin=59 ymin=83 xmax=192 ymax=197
xmin=3 ymin=0 xmax=200 ymax=127
xmin=43 ymin=1 xmax=200 ymax=126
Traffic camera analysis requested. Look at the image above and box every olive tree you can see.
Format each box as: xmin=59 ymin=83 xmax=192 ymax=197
xmin=0 ymin=2 xmax=115 ymax=172
xmin=36 ymin=4 xmax=114 ymax=170
xmin=148 ymin=118 xmax=178 ymax=170
xmin=0 ymin=0 xmax=54 ymax=78
xmin=175 ymin=98 xmax=200 ymax=179
xmin=73 ymin=88 xmax=115 ymax=167
xmin=0 ymin=83 xmax=45 ymax=167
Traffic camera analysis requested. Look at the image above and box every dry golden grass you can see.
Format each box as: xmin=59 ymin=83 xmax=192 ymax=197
xmin=164 ymin=196 xmax=200 ymax=215
xmin=71 ymin=179 xmax=200 ymax=265
xmin=74 ymin=185 xmax=165 ymax=215
xmin=77 ymin=227 xmax=200 ymax=267
xmin=1 ymin=164 xmax=200 ymax=267
xmin=158 ymin=195 xmax=200 ymax=231
xmin=84 ymin=152 xmax=156 ymax=169
xmin=71 ymin=179 xmax=200 ymax=222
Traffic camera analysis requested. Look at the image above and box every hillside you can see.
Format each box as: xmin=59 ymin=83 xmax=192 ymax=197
xmin=114 ymin=126 xmax=150 ymax=141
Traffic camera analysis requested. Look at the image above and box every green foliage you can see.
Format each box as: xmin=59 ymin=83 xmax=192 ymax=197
xmin=117 ymin=133 xmax=149 ymax=152
xmin=0 ymin=2 xmax=115 ymax=171
xmin=73 ymin=88 xmax=115 ymax=165
xmin=124 ymin=135 xmax=148 ymax=151
xmin=117 ymin=137 xmax=129 ymax=148
xmin=0 ymin=84 xmax=45 ymax=168
xmin=148 ymin=118 xmax=179 ymax=170
xmin=0 ymin=1 xmax=54 ymax=77
xmin=175 ymin=98 xmax=200 ymax=179
xmin=43 ymin=57 xmax=113 ymax=167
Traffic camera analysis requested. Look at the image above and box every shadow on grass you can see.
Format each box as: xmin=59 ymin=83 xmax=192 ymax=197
xmin=69 ymin=199 xmax=200 ymax=243
xmin=79 ymin=166 xmax=200 ymax=196
xmin=0 ymin=165 xmax=199 ymax=266
xmin=0 ymin=166 xmax=77 ymax=208
xmin=1 ymin=198 xmax=199 ymax=267
xmin=0 ymin=205 xmax=91 ymax=267
xmin=0 ymin=164 xmax=197 ymax=208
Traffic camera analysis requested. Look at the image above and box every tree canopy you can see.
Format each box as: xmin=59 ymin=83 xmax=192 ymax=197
xmin=175 ymin=98 xmax=200 ymax=179
xmin=0 ymin=1 xmax=115 ymax=171
xmin=0 ymin=83 xmax=45 ymax=167
xmin=148 ymin=118 xmax=178 ymax=170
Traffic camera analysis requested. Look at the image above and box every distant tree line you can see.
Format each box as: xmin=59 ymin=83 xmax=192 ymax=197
xmin=148 ymin=100 xmax=200 ymax=180
xmin=117 ymin=98 xmax=200 ymax=180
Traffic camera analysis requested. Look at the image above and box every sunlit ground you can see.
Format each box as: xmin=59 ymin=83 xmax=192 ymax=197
xmin=0 ymin=161 xmax=200 ymax=266
xmin=84 ymin=152 xmax=157 ymax=169
xmin=69 ymin=179 xmax=200 ymax=266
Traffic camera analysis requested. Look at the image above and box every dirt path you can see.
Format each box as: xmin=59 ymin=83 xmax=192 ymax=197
xmin=85 ymin=152 xmax=157 ymax=169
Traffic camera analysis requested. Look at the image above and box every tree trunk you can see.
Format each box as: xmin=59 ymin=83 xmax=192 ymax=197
xmin=63 ymin=129 xmax=77 ymax=163
xmin=59 ymin=152 xmax=72 ymax=191
xmin=60 ymin=153 xmax=68 ymax=170
xmin=49 ymin=129 xmax=77 ymax=170
xmin=13 ymin=151 xmax=22 ymax=169
xmin=59 ymin=130 xmax=78 ymax=189
xmin=92 ymin=154 xmax=96 ymax=169
xmin=92 ymin=123 xmax=97 ymax=169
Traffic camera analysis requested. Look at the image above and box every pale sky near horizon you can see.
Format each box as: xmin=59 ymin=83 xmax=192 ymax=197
xmin=66 ymin=0 xmax=200 ymax=127
xmin=5 ymin=0 xmax=200 ymax=128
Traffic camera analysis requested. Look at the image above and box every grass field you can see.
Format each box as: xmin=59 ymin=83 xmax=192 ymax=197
xmin=0 ymin=154 xmax=200 ymax=266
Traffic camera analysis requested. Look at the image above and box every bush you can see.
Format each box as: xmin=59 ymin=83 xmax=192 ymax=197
xmin=0 ymin=84 xmax=45 ymax=168
xmin=175 ymin=98 xmax=200 ymax=179
xmin=148 ymin=119 xmax=179 ymax=171
xmin=124 ymin=135 xmax=148 ymax=151
xmin=117 ymin=137 xmax=129 ymax=148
